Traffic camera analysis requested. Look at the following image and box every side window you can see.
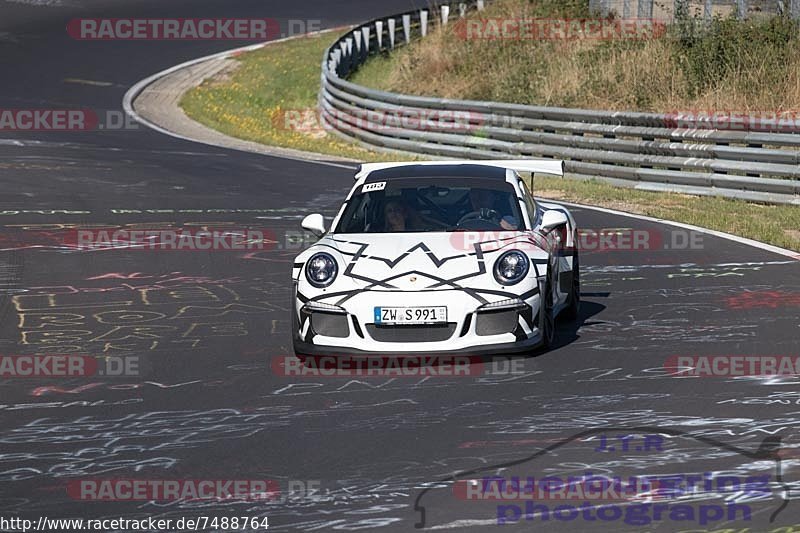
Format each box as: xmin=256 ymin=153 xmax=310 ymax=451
xmin=519 ymin=181 xmax=538 ymax=228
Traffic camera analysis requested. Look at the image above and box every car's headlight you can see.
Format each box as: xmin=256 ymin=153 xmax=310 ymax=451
xmin=305 ymin=252 xmax=338 ymax=288
xmin=493 ymin=250 xmax=529 ymax=285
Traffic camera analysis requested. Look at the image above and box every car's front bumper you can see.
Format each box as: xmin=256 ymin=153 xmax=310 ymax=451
xmin=293 ymin=288 xmax=542 ymax=356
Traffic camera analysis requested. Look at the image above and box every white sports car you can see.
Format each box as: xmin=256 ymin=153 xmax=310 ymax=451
xmin=292 ymin=160 xmax=579 ymax=356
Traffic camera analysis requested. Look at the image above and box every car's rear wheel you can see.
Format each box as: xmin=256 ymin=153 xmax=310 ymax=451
xmin=563 ymin=250 xmax=580 ymax=320
xmin=540 ymin=265 xmax=556 ymax=349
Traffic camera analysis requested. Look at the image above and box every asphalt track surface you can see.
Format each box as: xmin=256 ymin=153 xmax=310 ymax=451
xmin=0 ymin=1 xmax=799 ymax=532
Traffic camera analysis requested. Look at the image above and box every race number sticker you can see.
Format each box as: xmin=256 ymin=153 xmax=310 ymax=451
xmin=362 ymin=182 xmax=386 ymax=193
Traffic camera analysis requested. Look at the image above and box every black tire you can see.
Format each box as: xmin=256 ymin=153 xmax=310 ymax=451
xmin=563 ymin=250 xmax=580 ymax=320
xmin=540 ymin=265 xmax=556 ymax=349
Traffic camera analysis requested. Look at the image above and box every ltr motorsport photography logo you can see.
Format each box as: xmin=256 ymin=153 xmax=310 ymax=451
xmin=413 ymin=426 xmax=795 ymax=529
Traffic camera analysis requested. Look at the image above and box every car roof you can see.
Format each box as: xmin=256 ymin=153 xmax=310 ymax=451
xmin=363 ymin=164 xmax=509 ymax=183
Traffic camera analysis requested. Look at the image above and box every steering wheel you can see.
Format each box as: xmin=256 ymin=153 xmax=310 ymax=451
xmin=456 ymin=209 xmax=499 ymax=226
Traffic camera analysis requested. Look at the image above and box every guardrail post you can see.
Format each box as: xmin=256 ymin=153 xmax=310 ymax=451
xmin=338 ymin=41 xmax=350 ymax=76
xmin=638 ymin=0 xmax=653 ymax=18
xmin=388 ymin=18 xmax=396 ymax=48
xmin=420 ymin=10 xmax=429 ymax=37
xmin=375 ymin=20 xmax=383 ymax=49
xmin=353 ymin=30 xmax=361 ymax=53
xmin=737 ymin=0 xmax=747 ymax=19
xmin=361 ymin=26 xmax=371 ymax=53
xmin=704 ymin=0 xmax=713 ymax=25
xmin=459 ymin=3 xmax=467 ymax=17
xmin=402 ymin=14 xmax=411 ymax=43
xmin=441 ymin=5 xmax=450 ymax=26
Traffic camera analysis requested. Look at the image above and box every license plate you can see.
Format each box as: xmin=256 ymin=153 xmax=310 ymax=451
xmin=374 ymin=306 xmax=448 ymax=325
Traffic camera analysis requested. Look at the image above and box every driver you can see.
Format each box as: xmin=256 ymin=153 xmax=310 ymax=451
xmin=467 ymin=189 xmax=519 ymax=230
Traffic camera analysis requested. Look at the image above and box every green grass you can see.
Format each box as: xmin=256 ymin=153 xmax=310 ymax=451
xmin=180 ymin=32 xmax=411 ymax=161
xmin=350 ymin=52 xmax=402 ymax=93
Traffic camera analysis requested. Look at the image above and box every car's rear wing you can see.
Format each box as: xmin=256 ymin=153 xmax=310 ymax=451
xmin=356 ymin=159 xmax=565 ymax=180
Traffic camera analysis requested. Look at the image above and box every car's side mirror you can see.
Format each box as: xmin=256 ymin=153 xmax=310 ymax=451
xmin=301 ymin=213 xmax=326 ymax=237
xmin=540 ymin=210 xmax=568 ymax=232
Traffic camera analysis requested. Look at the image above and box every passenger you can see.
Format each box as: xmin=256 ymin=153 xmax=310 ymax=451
xmin=384 ymin=200 xmax=409 ymax=231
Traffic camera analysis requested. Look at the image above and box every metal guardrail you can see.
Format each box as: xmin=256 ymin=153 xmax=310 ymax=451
xmin=319 ymin=1 xmax=800 ymax=205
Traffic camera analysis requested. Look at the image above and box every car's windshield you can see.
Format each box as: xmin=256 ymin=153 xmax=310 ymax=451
xmin=334 ymin=177 xmax=525 ymax=233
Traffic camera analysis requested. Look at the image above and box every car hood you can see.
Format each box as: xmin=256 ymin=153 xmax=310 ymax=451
xmin=297 ymin=232 xmax=548 ymax=292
